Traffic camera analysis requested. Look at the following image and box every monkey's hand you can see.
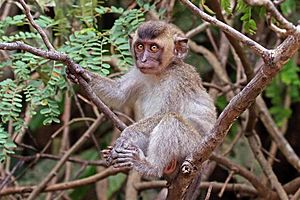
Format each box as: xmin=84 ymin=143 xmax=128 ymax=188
xmin=101 ymin=146 xmax=114 ymax=166
xmin=66 ymin=65 xmax=91 ymax=84
xmin=111 ymin=145 xmax=146 ymax=169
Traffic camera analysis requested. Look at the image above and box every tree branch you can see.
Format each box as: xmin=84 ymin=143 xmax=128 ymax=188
xmin=0 ymin=167 xmax=126 ymax=196
xmin=167 ymin=1 xmax=300 ymax=199
xmin=179 ymin=0 xmax=270 ymax=58
xmin=244 ymin=0 xmax=296 ymax=32
xmin=18 ymin=0 xmax=55 ymax=51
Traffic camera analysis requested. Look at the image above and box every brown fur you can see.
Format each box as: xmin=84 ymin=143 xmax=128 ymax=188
xmin=67 ymin=21 xmax=216 ymax=178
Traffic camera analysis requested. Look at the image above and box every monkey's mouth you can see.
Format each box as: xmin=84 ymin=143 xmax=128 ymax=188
xmin=137 ymin=63 xmax=159 ymax=73
xmin=138 ymin=67 xmax=157 ymax=74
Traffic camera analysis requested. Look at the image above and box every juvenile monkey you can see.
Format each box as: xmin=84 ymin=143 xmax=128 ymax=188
xmin=67 ymin=21 xmax=216 ymax=178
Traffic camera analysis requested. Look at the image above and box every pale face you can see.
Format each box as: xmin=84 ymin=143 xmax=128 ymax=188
xmin=133 ymin=38 xmax=174 ymax=75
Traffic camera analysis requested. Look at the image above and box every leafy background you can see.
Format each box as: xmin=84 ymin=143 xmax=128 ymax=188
xmin=0 ymin=0 xmax=299 ymax=199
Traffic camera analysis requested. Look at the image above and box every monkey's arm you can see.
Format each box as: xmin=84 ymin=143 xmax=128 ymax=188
xmin=67 ymin=67 xmax=142 ymax=108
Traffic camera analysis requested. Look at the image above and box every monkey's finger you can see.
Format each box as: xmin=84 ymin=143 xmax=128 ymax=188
xmin=101 ymin=149 xmax=112 ymax=154
xmin=102 ymin=154 xmax=110 ymax=159
xmin=112 ymin=157 xmax=133 ymax=164
xmin=101 ymin=146 xmax=114 ymax=152
xmin=115 ymin=148 xmax=136 ymax=154
xmin=82 ymin=72 xmax=91 ymax=82
xmin=125 ymin=146 xmax=138 ymax=151
xmin=67 ymin=74 xmax=79 ymax=84
xmin=105 ymin=157 xmax=113 ymax=166
xmin=113 ymin=152 xmax=135 ymax=160
xmin=75 ymin=65 xmax=84 ymax=74
xmin=101 ymin=151 xmax=112 ymax=159
xmin=113 ymin=162 xmax=133 ymax=168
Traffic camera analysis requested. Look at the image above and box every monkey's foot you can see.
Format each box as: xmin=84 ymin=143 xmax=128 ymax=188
xmin=111 ymin=145 xmax=143 ymax=168
xmin=101 ymin=146 xmax=113 ymax=166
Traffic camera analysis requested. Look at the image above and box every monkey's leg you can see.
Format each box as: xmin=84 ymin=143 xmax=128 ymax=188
xmin=113 ymin=112 xmax=201 ymax=177
xmin=102 ymin=114 xmax=163 ymax=165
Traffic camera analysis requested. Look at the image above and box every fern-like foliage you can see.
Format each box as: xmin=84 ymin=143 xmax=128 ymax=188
xmin=0 ymin=1 xmax=159 ymax=162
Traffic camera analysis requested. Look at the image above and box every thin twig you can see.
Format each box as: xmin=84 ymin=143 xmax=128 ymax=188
xmin=0 ymin=167 xmax=127 ymax=196
xmin=256 ymin=96 xmax=300 ymax=172
xmin=204 ymin=183 xmax=213 ymax=200
xmin=186 ymin=22 xmax=210 ymax=38
xmin=210 ymin=153 xmax=272 ymax=198
xmin=0 ymin=161 xmax=24 ymax=191
xmin=41 ymin=117 xmax=96 ymax=154
xmin=247 ymin=131 xmax=289 ymax=200
xmin=10 ymin=154 xmax=107 ymax=166
xmin=244 ymin=0 xmax=296 ymax=32
xmin=180 ymin=0 xmax=270 ymax=58
xmin=18 ymin=0 xmax=55 ymax=51
xmin=27 ymin=115 xmax=104 ymax=200
xmin=218 ymin=170 xmax=234 ymax=197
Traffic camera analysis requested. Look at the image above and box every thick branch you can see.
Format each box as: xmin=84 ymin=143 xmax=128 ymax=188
xmin=168 ymin=2 xmax=300 ymax=197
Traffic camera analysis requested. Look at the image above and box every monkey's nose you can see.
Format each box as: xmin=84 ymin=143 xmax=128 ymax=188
xmin=141 ymin=57 xmax=147 ymax=63
xmin=141 ymin=53 xmax=148 ymax=63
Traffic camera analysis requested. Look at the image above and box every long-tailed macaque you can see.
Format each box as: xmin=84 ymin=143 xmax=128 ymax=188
xmin=67 ymin=21 xmax=216 ymax=178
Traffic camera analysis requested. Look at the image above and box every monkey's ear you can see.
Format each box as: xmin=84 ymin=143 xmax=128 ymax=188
xmin=174 ymin=35 xmax=189 ymax=59
xmin=128 ymin=33 xmax=134 ymax=46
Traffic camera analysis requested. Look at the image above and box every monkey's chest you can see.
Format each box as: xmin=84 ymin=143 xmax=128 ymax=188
xmin=135 ymin=95 xmax=163 ymax=119
xmin=135 ymin=89 xmax=183 ymax=119
xmin=135 ymin=91 xmax=169 ymax=119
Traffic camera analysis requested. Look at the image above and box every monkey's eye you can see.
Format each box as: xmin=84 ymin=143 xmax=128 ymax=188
xmin=150 ymin=45 xmax=159 ymax=52
xmin=136 ymin=44 xmax=144 ymax=51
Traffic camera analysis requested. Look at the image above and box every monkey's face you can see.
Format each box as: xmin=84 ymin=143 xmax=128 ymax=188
xmin=133 ymin=40 xmax=172 ymax=75
xmin=130 ymin=21 xmax=188 ymax=75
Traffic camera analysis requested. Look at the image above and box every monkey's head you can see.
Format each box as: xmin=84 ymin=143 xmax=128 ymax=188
xmin=129 ymin=21 xmax=188 ymax=75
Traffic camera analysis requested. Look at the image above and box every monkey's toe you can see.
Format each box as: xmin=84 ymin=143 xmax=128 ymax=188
xmin=112 ymin=157 xmax=133 ymax=164
xmin=113 ymin=162 xmax=133 ymax=168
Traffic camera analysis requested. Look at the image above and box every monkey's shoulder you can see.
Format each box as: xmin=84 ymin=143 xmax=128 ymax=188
xmin=165 ymin=62 xmax=205 ymax=91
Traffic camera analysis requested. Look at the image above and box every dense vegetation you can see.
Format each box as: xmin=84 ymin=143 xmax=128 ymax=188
xmin=0 ymin=0 xmax=299 ymax=199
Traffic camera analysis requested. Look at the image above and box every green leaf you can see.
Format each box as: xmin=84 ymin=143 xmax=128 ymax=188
xmin=101 ymin=63 xmax=111 ymax=69
xmin=40 ymin=108 xmax=51 ymax=115
xmin=4 ymin=141 xmax=17 ymax=149
xmin=280 ymin=0 xmax=296 ymax=16
xmin=43 ymin=117 xmax=53 ymax=125
xmin=52 ymin=117 xmax=60 ymax=123
xmin=221 ymin=0 xmax=232 ymax=14
xmin=101 ymin=68 xmax=110 ymax=75
xmin=118 ymin=43 xmax=130 ymax=50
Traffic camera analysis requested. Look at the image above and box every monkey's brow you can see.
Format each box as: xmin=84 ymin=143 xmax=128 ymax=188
xmin=137 ymin=26 xmax=166 ymax=39
xmin=134 ymin=39 xmax=160 ymax=45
